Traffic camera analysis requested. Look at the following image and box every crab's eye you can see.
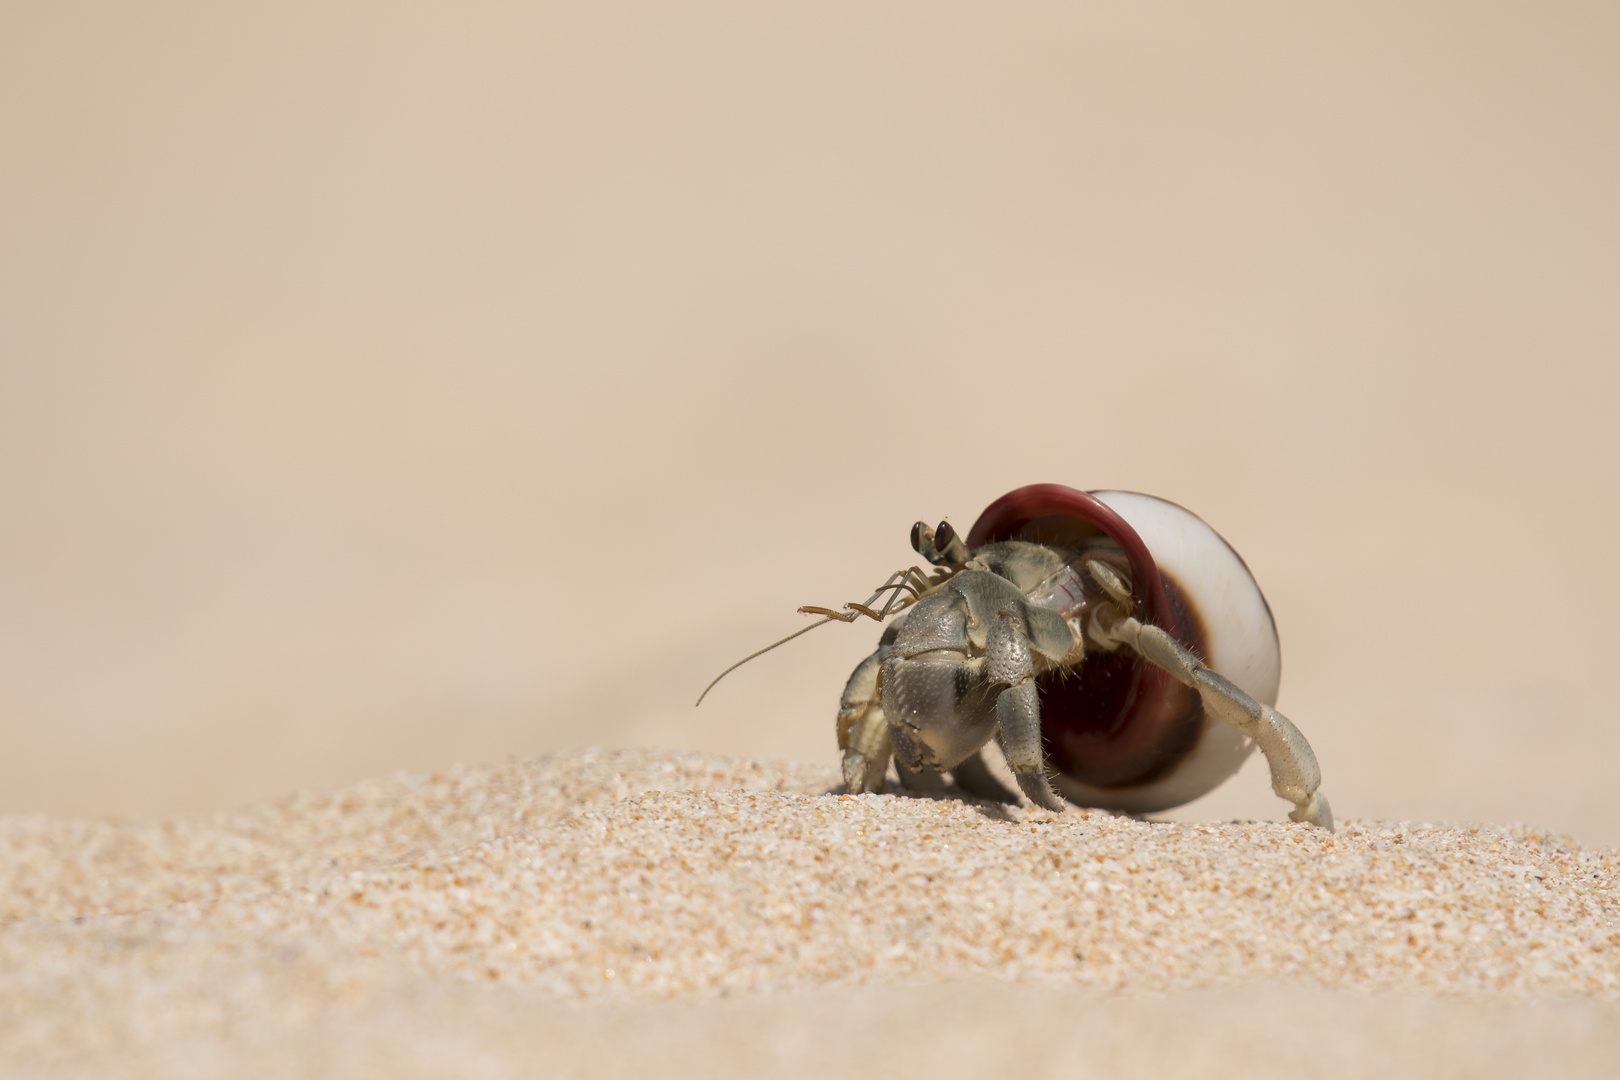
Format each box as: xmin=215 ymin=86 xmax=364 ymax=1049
xmin=933 ymin=520 xmax=957 ymax=549
xmin=909 ymin=522 xmax=928 ymax=554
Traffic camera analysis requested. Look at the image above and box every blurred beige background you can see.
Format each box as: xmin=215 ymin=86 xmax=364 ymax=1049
xmin=1 ymin=1 xmax=1616 ymax=843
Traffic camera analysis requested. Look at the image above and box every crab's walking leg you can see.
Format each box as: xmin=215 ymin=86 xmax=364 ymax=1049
xmin=837 ymin=649 xmax=893 ymax=793
xmin=987 ymin=609 xmax=1067 ymax=812
xmin=1106 ymin=615 xmax=1333 ymax=830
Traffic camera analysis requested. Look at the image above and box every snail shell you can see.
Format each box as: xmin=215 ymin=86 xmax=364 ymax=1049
xmin=965 ymin=485 xmax=1279 ymax=813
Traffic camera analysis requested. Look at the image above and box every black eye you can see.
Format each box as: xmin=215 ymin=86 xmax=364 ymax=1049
xmin=934 ymin=520 xmax=956 ymax=548
xmin=910 ymin=522 xmax=927 ymax=553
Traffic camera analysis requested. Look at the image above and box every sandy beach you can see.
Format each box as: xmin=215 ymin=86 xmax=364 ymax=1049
xmin=4 ymin=748 xmax=1616 ymax=1077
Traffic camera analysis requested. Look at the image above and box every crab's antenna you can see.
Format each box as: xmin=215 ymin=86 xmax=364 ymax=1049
xmin=872 ymin=578 xmax=922 ymax=606
xmin=695 ymin=564 xmax=954 ymax=707
xmin=694 ymin=616 xmax=834 ymax=707
xmin=696 ymin=568 xmax=920 ymax=706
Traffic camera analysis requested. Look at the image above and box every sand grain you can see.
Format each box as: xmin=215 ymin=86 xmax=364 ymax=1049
xmin=2 ymin=749 xmax=1617 ymax=1077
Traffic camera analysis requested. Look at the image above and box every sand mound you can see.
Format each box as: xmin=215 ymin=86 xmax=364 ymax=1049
xmin=2 ymin=749 xmax=1617 ymax=1078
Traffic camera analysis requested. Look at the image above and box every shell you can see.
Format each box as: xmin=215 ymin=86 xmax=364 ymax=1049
xmin=965 ymin=485 xmax=1280 ymax=813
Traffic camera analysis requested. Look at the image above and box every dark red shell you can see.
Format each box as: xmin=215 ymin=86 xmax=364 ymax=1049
xmin=966 ymin=484 xmax=1179 ymax=637
xmin=965 ymin=484 xmax=1205 ymax=790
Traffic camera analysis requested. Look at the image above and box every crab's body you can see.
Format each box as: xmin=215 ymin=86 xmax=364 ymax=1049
xmin=833 ymin=487 xmax=1331 ymax=829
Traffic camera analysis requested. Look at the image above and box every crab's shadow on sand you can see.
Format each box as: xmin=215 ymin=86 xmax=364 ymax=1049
xmin=820 ymin=779 xmax=1143 ymax=827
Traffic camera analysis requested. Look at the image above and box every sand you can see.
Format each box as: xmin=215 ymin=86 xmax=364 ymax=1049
xmin=3 ymin=748 xmax=1618 ymax=1078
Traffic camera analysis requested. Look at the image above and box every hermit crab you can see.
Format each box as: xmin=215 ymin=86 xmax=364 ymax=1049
xmin=700 ymin=484 xmax=1332 ymax=830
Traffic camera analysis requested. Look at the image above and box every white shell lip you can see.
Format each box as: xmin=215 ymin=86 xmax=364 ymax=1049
xmin=1051 ymin=490 xmax=1279 ymax=814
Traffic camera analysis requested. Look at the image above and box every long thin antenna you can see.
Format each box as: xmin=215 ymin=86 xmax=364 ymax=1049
xmin=695 ymin=564 xmax=953 ymax=707
xmin=694 ymin=617 xmax=834 ymax=706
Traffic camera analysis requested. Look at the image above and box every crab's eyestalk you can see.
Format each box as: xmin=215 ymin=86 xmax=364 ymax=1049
xmin=911 ymin=519 xmax=970 ymax=567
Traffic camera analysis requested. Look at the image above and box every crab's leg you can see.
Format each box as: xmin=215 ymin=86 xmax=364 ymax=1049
xmin=1103 ymin=614 xmax=1333 ymax=830
xmin=838 ymin=648 xmax=893 ymax=793
xmin=987 ymin=608 xmax=1067 ymax=812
